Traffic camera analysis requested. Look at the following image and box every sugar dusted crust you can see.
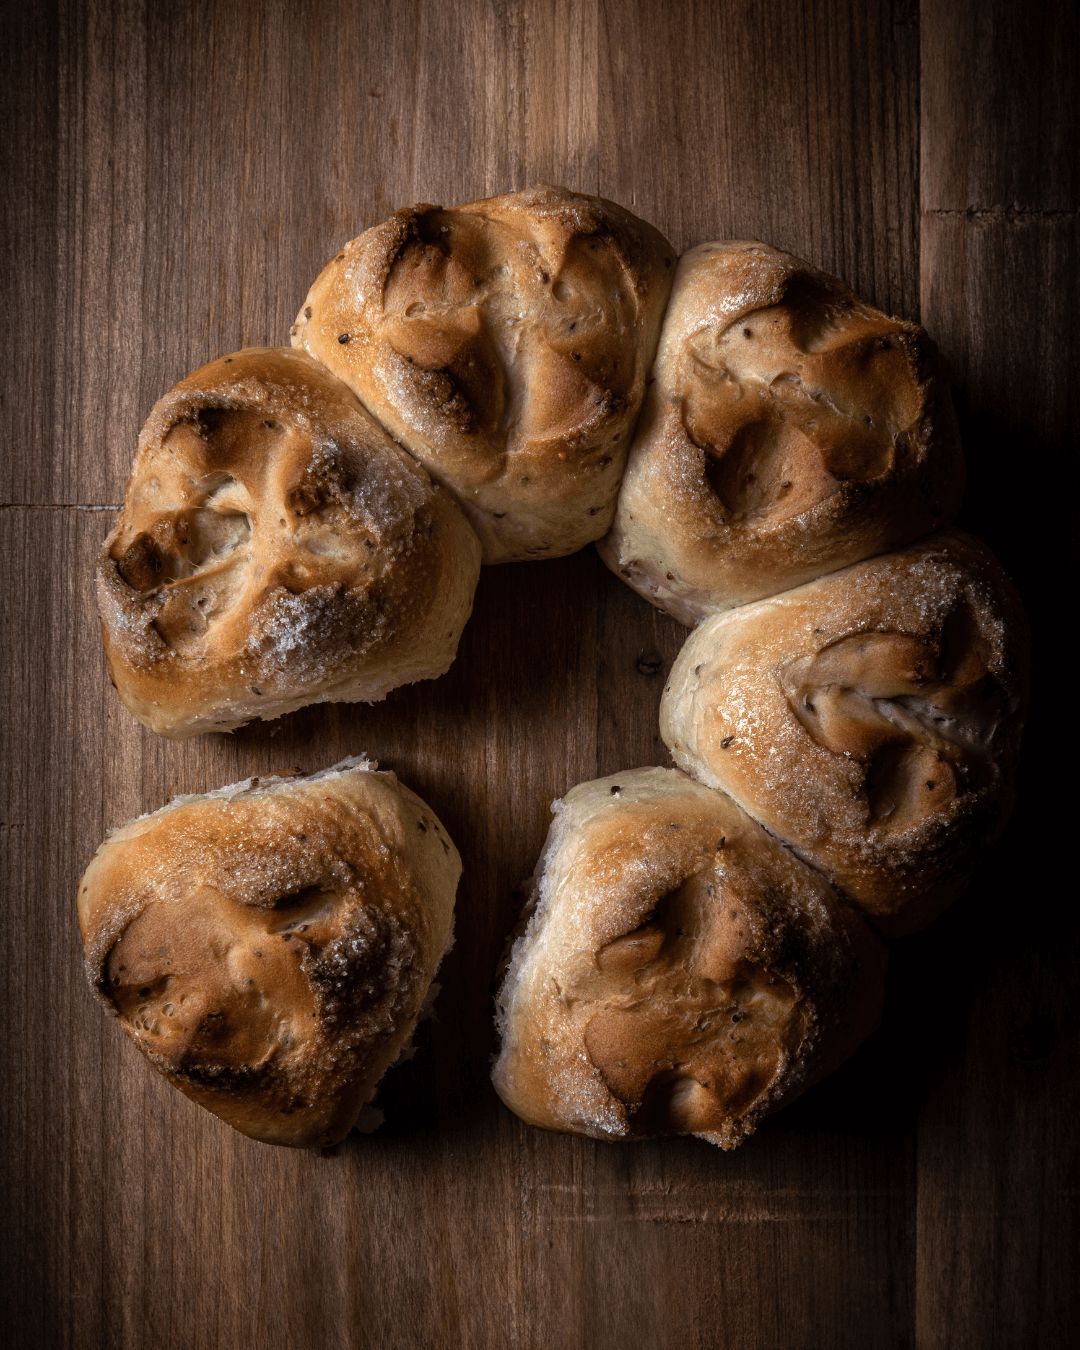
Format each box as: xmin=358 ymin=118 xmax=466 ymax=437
xmin=97 ymin=347 xmax=481 ymax=737
xmin=291 ymin=185 xmax=675 ymax=563
xmin=492 ymin=768 xmax=884 ymax=1148
xmin=660 ymin=530 xmax=1029 ymax=933
xmin=598 ymin=240 xmax=964 ymax=623
xmin=77 ymin=758 xmax=461 ymax=1148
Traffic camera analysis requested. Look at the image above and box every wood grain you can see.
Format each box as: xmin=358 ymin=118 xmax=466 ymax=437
xmin=599 ymin=0 xmax=921 ymax=315
xmin=1 ymin=1 xmax=1073 ymax=1346
xmin=916 ymin=3 xmax=1078 ymax=1346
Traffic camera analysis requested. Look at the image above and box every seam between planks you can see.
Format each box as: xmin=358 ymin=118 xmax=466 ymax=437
xmin=925 ymin=205 xmax=1080 ymax=220
xmin=0 ymin=503 xmax=120 ymax=512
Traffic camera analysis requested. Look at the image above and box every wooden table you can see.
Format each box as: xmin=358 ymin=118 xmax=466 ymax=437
xmin=2 ymin=2 xmax=1075 ymax=1346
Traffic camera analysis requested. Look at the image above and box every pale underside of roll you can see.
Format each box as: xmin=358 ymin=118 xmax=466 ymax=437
xmin=77 ymin=759 xmax=461 ymax=1149
xmin=291 ymin=185 xmax=675 ymax=564
xmin=492 ymin=768 xmax=885 ymax=1149
xmin=97 ymin=347 xmax=481 ymax=737
xmin=598 ymin=240 xmax=965 ymax=624
xmin=660 ymin=530 xmax=1029 ymax=934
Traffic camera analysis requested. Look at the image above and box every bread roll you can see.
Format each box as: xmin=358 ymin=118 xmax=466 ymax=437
xmin=661 ymin=531 xmax=1029 ymax=934
xmin=78 ymin=758 xmax=460 ymax=1148
xmin=492 ymin=768 xmax=884 ymax=1149
xmin=598 ymin=241 xmax=965 ymax=624
xmin=97 ymin=347 xmax=481 ymax=737
xmin=291 ymin=186 xmax=674 ymax=563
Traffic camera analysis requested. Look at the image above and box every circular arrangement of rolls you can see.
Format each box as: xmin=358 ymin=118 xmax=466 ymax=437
xmin=86 ymin=185 xmax=1028 ymax=1150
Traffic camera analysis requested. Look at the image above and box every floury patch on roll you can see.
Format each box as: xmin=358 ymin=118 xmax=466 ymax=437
xmin=492 ymin=768 xmax=885 ymax=1149
xmin=77 ymin=758 xmax=460 ymax=1149
xmin=97 ymin=347 xmax=481 ymax=737
xmin=660 ymin=531 xmax=1029 ymax=934
xmin=291 ymin=185 xmax=674 ymax=563
xmin=598 ymin=240 xmax=964 ymax=624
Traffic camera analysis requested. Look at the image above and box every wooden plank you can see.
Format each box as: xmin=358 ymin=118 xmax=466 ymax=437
xmin=921 ymin=0 xmax=1077 ymax=215
xmin=1 ymin=505 xmax=110 ymax=1348
xmin=918 ymin=2 xmax=1078 ymax=1346
xmin=0 ymin=2 xmax=60 ymax=506
xmin=598 ymin=0 xmax=921 ymax=317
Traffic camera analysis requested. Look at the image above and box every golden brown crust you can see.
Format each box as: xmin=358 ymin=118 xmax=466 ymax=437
xmin=660 ymin=531 xmax=1030 ymax=933
xmin=77 ymin=759 xmax=460 ymax=1148
xmin=291 ymin=186 xmax=675 ymax=563
xmin=97 ymin=347 xmax=481 ymax=737
xmin=492 ymin=768 xmax=884 ymax=1148
xmin=598 ymin=241 xmax=965 ymax=623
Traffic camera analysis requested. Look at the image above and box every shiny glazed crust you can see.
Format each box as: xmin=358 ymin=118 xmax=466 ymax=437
xmin=492 ymin=768 xmax=885 ymax=1148
xmin=97 ymin=347 xmax=481 ymax=737
xmin=77 ymin=759 xmax=460 ymax=1148
xmin=291 ymin=185 xmax=675 ymax=563
xmin=597 ymin=241 xmax=965 ymax=624
xmin=660 ymin=531 xmax=1029 ymax=933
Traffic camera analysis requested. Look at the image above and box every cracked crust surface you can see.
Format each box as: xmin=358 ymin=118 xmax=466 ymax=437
xmin=660 ymin=531 xmax=1029 ymax=933
xmin=97 ymin=347 xmax=481 ymax=737
xmin=492 ymin=768 xmax=884 ymax=1148
xmin=598 ymin=240 xmax=965 ymax=623
xmin=291 ymin=185 xmax=674 ymax=563
xmin=77 ymin=759 xmax=460 ymax=1148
